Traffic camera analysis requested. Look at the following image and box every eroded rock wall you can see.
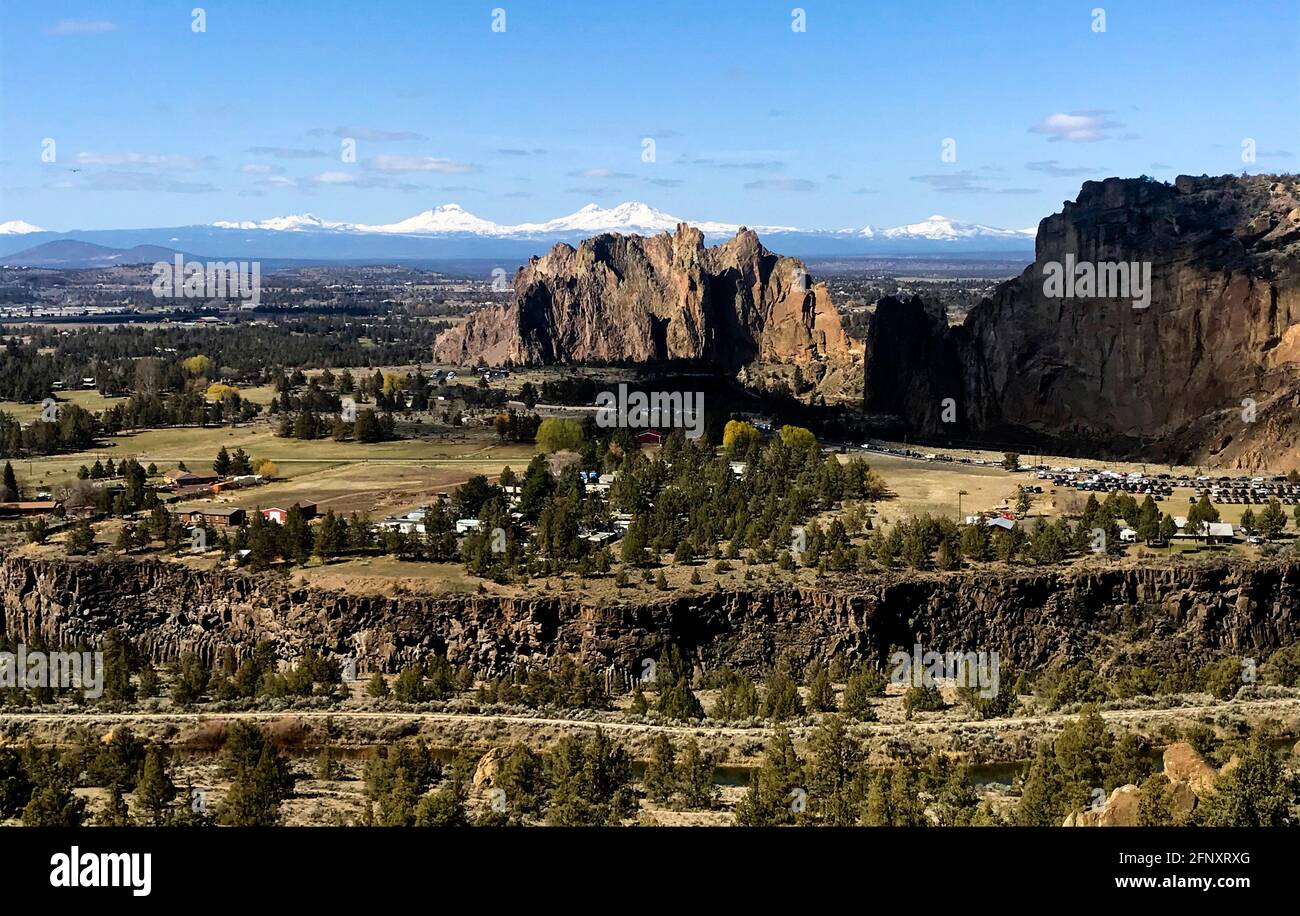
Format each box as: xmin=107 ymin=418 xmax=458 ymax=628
xmin=865 ymin=174 xmax=1300 ymax=464
xmin=3 ymin=556 xmax=1299 ymax=678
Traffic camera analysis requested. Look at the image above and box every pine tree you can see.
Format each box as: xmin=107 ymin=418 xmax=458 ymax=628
xmin=136 ymin=745 xmax=177 ymax=825
xmin=733 ymin=725 xmax=802 ymax=826
xmin=65 ymin=518 xmax=95 ymax=555
xmin=805 ymin=659 xmax=837 ymax=712
xmin=97 ymin=781 xmax=132 ymax=826
xmin=629 ymin=684 xmax=648 ymax=715
xmin=366 ymin=672 xmax=390 ymax=698
xmin=676 ymin=738 xmax=718 ymax=810
xmin=761 ymin=661 xmax=804 ymax=721
xmin=1014 ymin=743 xmax=1066 ymax=826
xmin=805 ymin=715 xmax=862 ymax=825
xmin=1135 ymin=495 xmax=1160 ymax=543
xmin=656 ymin=676 xmax=704 ymax=721
xmin=841 ymin=667 xmax=883 ymax=721
xmin=643 ymin=734 xmax=677 ymax=804
xmin=219 ymin=732 xmax=291 ymax=827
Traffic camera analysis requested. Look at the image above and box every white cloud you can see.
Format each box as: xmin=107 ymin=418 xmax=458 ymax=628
xmin=1029 ymin=112 xmax=1124 ymax=143
xmin=744 ymin=178 xmax=817 ymax=192
xmin=367 ymin=155 xmax=475 ymax=174
xmin=570 ymin=168 xmax=635 ymax=179
xmin=76 ymin=151 xmax=210 ymax=170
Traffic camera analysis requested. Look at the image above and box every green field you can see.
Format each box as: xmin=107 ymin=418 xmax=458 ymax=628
xmin=9 ymin=419 xmax=539 ymax=518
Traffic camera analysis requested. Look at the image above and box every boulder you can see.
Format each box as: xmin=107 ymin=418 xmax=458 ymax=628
xmin=1067 ymin=784 xmax=1141 ymax=827
xmin=473 ymin=746 xmax=509 ymax=789
xmin=1163 ymin=742 xmax=1218 ymax=796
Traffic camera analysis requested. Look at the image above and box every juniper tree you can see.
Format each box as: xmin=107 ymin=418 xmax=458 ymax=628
xmin=135 ymin=745 xmax=177 ymax=826
xmin=676 ymin=738 xmax=718 ymax=810
xmin=733 ymin=725 xmax=803 ymax=826
xmin=761 ymin=661 xmax=804 ymax=721
xmin=643 ymin=734 xmax=677 ymax=804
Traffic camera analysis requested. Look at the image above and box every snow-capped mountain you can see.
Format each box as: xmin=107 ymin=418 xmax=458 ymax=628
xmin=879 ymin=214 xmax=1036 ymax=241
xmin=1 ymin=202 xmax=1038 ymax=264
xmin=355 ymin=204 xmax=510 ymax=236
xmin=0 ymin=220 xmax=45 ymax=234
xmin=508 ymin=201 xmax=792 ymax=238
xmin=212 ymin=214 xmax=352 ymax=231
xmin=216 ymin=201 xmax=802 ymax=240
xmin=206 ymin=201 xmax=1023 ymax=244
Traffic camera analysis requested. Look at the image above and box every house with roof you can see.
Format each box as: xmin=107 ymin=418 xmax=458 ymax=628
xmin=175 ymin=506 xmax=246 ymax=528
xmin=0 ymin=500 xmax=60 ymax=517
xmin=261 ymin=500 xmax=318 ymax=525
xmin=164 ymin=468 xmax=220 ymax=488
xmin=1171 ymin=516 xmax=1238 ymax=542
xmin=379 ymin=508 xmax=428 ymax=535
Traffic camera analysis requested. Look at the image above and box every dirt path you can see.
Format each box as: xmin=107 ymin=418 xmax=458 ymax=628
xmin=3 ymin=696 xmax=1296 ymax=741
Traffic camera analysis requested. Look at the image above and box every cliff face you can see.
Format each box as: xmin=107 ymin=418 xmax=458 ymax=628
xmin=434 ymin=225 xmax=863 ymax=401
xmin=3 ymin=555 xmax=1299 ymax=680
xmin=865 ymin=175 xmax=1300 ymax=465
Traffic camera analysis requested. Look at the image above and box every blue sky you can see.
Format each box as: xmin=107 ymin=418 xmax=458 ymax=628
xmin=1 ymin=0 xmax=1296 ymax=231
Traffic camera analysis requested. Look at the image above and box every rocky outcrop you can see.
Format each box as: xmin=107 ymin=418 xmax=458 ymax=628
xmin=1065 ymin=784 xmax=1141 ymax=827
xmin=3 ymin=555 xmax=1300 ymax=680
xmin=865 ymin=174 xmax=1300 ymax=465
xmin=1162 ymin=741 xmax=1219 ymax=796
xmin=1068 ymin=742 xmax=1232 ymax=826
xmin=434 ymin=225 xmax=863 ymax=402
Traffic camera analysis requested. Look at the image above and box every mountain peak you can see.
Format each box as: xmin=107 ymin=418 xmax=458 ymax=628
xmin=212 ymin=213 xmax=345 ymax=231
xmin=195 ymin=202 xmax=1035 ymax=247
xmin=0 ymin=220 xmax=45 ymax=234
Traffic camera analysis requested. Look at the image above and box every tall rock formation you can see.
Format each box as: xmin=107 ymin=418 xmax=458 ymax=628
xmin=434 ymin=224 xmax=863 ymax=401
xmin=865 ymin=174 xmax=1300 ymax=466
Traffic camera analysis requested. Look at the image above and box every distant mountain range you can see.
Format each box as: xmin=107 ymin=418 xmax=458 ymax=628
xmin=0 ymin=201 xmax=1038 ymax=265
xmin=0 ymin=240 xmax=196 ymax=269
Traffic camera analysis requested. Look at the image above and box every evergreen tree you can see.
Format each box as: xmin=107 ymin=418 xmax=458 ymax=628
xmin=841 ymin=666 xmax=884 ymax=721
xmin=97 ymin=781 xmax=132 ymax=826
xmin=734 ymin=726 xmax=803 ymax=826
xmin=1197 ymin=740 xmax=1298 ymax=826
xmin=1 ymin=461 xmax=18 ymax=500
xmin=805 ymin=659 xmax=837 ymax=712
xmin=711 ymin=668 xmax=761 ymax=720
xmin=65 ymin=518 xmax=95 ymax=555
xmin=218 ymin=728 xmax=292 ymax=827
xmin=1258 ymin=497 xmax=1287 ymax=540
xmin=1135 ymin=495 xmax=1161 ymax=543
xmin=643 ymin=734 xmax=677 ymax=804
xmin=135 ymin=745 xmax=177 ymax=826
xmin=656 ymin=676 xmax=704 ymax=721
xmin=761 ymin=661 xmax=804 ymax=721
xmin=676 ymin=738 xmax=718 ymax=810
xmin=805 ymin=715 xmax=862 ymax=825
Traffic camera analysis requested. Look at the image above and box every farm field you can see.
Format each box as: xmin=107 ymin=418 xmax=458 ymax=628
xmin=9 ymin=419 xmax=539 ymax=520
xmin=0 ymin=389 xmax=127 ymax=422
